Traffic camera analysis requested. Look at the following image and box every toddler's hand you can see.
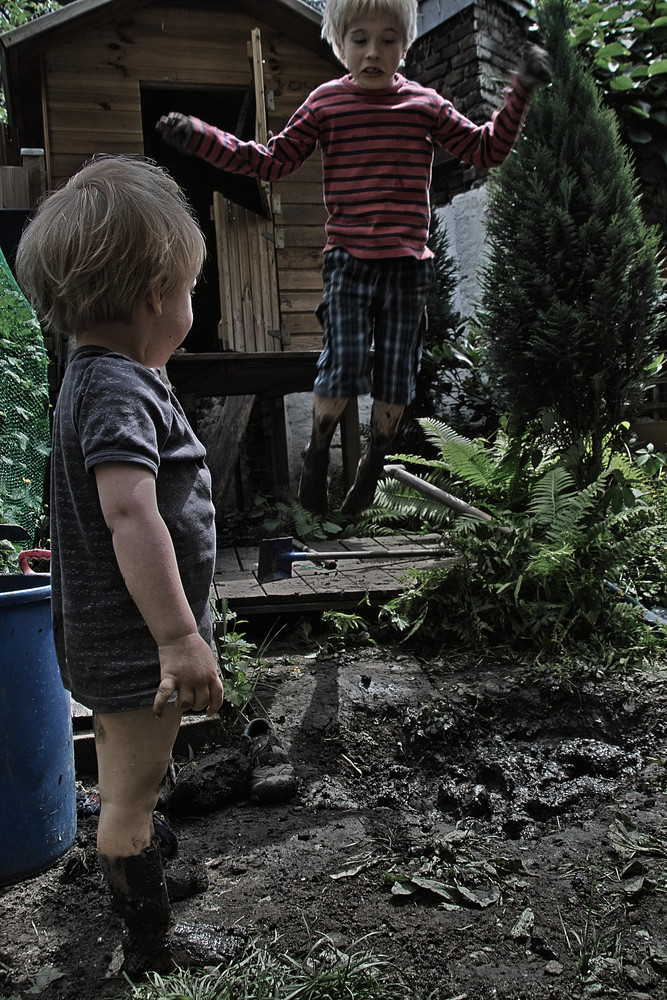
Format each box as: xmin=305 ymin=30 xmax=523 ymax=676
xmin=153 ymin=631 xmax=224 ymax=718
xmin=155 ymin=112 xmax=194 ymax=151
xmin=518 ymin=43 xmax=552 ymax=91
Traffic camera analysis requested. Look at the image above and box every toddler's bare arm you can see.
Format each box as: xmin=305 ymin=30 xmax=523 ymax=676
xmin=94 ymin=462 xmax=223 ymax=718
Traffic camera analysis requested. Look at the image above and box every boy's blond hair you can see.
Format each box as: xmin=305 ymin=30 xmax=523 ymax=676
xmin=322 ymin=0 xmax=418 ymax=64
xmin=16 ymin=155 xmax=205 ymax=336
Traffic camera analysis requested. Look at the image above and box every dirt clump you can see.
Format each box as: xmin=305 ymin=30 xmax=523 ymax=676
xmin=2 ymin=641 xmax=667 ymax=1000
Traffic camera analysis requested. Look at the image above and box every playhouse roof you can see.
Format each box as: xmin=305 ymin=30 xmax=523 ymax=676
xmin=0 ymin=0 xmax=326 ymax=128
xmin=1 ymin=0 xmax=322 ymax=49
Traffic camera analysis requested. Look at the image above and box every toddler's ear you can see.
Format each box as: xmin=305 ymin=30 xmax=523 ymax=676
xmin=145 ymin=287 xmax=163 ymax=317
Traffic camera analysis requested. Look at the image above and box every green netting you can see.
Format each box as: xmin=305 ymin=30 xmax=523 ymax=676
xmin=0 ymin=246 xmax=50 ymax=539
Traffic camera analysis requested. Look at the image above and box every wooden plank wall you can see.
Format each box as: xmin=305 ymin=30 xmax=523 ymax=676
xmin=42 ymin=3 xmax=335 ymax=352
xmin=213 ymin=192 xmax=281 ymax=353
xmin=266 ymin=33 xmax=331 ymax=351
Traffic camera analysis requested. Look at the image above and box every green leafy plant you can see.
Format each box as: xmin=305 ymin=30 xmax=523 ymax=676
xmin=377 ymin=419 xmax=667 ymax=669
xmin=320 ymin=608 xmax=377 ymax=653
xmin=0 ymin=259 xmax=51 ymax=538
xmin=386 ymin=828 xmax=533 ymax=912
xmin=558 ymin=815 xmax=667 ymax=982
xmin=240 ymin=492 xmax=344 ymax=544
xmin=359 ymin=414 xmax=552 ymax=536
xmin=0 ymin=536 xmax=18 ymax=574
xmin=210 ymin=599 xmax=264 ymax=715
xmin=568 ymin=0 xmax=667 ymax=235
xmin=296 ymin=606 xmax=377 ymax=659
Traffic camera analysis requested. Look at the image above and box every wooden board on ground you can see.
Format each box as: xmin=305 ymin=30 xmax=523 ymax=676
xmin=212 ymin=533 xmax=457 ymax=616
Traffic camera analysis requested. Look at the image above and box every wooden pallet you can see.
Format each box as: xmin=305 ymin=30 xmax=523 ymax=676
xmin=213 ymin=533 xmax=456 ymax=616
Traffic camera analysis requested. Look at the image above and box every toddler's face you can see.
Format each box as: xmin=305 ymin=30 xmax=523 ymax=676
xmin=149 ymin=279 xmax=195 ymax=367
xmin=341 ymin=15 xmax=407 ymax=89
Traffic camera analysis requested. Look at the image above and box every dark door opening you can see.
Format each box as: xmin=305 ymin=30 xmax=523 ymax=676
xmin=141 ymin=86 xmax=266 ymax=352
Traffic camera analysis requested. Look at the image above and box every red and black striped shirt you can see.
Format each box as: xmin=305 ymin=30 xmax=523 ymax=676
xmin=185 ymin=72 xmax=531 ymax=260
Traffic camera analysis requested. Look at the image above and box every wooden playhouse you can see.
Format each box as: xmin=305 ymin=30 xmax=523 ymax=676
xmin=0 ymin=0 xmax=369 ymax=501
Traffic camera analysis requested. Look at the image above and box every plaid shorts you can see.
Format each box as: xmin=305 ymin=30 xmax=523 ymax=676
xmin=314 ymin=248 xmax=435 ymax=405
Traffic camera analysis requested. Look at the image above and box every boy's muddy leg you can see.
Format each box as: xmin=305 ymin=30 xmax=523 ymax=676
xmin=299 ymin=394 xmax=348 ymax=515
xmin=341 ymin=399 xmax=404 ymax=517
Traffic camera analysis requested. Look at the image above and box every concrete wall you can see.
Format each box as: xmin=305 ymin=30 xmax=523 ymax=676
xmin=436 ymin=186 xmax=489 ymax=320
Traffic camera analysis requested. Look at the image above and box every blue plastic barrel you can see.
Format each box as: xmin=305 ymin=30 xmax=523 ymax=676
xmin=0 ymin=574 xmax=76 ymax=886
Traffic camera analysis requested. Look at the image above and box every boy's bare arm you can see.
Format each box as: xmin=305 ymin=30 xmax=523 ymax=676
xmin=94 ymin=462 xmax=223 ymax=719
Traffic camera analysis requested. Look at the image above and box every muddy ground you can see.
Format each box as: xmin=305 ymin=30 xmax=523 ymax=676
xmin=2 ymin=629 xmax=667 ymax=1000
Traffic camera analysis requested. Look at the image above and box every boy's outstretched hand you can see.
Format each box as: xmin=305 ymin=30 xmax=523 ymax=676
xmin=518 ymin=43 xmax=552 ymax=91
xmin=156 ymin=112 xmax=194 ymax=152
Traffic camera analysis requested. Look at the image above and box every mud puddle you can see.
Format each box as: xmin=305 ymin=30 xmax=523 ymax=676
xmin=2 ymin=642 xmax=667 ymax=1000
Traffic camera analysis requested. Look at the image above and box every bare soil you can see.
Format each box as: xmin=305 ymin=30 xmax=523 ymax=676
xmin=2 ymin=632 xmax=667 ymax=1000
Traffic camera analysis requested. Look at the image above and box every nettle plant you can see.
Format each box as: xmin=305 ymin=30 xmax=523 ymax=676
xmin=377 ymin=418 xmax=667 ymax=667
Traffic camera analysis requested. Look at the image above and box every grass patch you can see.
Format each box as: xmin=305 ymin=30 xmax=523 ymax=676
xmin=116 ymin=933 xmax=418 ymax=999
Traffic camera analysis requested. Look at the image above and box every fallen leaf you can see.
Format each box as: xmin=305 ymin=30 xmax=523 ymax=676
xmin=25 ymin=967 xmax=65 ymax=995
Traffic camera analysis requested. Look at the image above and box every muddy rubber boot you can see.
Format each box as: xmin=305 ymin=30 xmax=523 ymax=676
xmin=100 ymin=843 xmax=246 ymax=976
xmin=298 ymin=444 xmax=330 ymax=516
xmin=99 ymin=842 xmax=173 ymax=976
xmin=170 ymin=921 xmax=247 ymax=967
xmin=341 ymin=400 xmax=404 ymax=518
xmin=298 ymin=402 xmax=345 ymax=516
xmin=340 ymin=446 xmax=388 ymax=517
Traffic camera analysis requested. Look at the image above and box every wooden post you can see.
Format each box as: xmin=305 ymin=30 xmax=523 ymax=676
xmin=21 ymin=149 xmax=46 ymax=207
xmin=340 ymin=397 xmax=361 ymax=491
xmin=270 ymin=395 xmax=290 ymax=488
xmin=208 ymin=395 xmax=257 ymax=518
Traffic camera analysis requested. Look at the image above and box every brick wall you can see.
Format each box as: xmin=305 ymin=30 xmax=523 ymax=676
xmin=407 ymin=0 xmax=529 ymax=205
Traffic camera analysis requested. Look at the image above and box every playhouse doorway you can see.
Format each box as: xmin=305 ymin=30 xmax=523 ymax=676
xmin=141 ymin=85 xmax=266 ymax=352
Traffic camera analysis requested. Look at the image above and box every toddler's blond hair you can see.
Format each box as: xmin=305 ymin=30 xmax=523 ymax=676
xmin=17 ymin=155 xmax=205 ymax=336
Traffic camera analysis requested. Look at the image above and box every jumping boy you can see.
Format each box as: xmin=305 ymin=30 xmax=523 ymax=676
xmin=16 ymin=156 xmax=244 ymax=975
xmin=156 ymin=0 xmax=550 ymax=516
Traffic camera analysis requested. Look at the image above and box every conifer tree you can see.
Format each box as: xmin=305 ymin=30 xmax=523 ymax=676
xmin=476 ymin=0 xmax=664 ymax=483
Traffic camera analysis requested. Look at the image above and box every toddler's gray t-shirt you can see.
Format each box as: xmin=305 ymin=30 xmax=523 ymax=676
xmin=50 ymin=347 xmax=216 ymax=712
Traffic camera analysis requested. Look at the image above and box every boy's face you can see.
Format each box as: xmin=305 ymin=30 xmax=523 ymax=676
xmin=341 ymin=15 xmax=407 ymax=89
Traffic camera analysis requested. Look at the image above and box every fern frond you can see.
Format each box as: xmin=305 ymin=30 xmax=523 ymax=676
xmin=527 ymin=467 xmax=605 ymax=540
xmin=374 ymin=479 xmax=454 ymax=530
xmin=528 ymin=467 xmax=576 ymax=524
xmin=418 ymin=417 xmax=477 ymax=451
xmin=385 ymin=452 xmax=449 ymax=472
